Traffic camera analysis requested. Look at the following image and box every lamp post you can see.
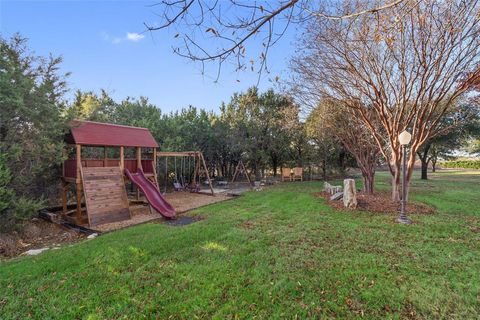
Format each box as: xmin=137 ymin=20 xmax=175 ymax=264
xmin=397 ymin=130 xmax=412 ymax=225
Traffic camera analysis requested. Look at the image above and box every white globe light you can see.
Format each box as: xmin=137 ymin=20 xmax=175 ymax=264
xmin=398 ymin=130 xmax=412 ymax=145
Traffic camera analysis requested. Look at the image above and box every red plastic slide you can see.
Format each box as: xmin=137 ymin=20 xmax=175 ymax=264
xmin=125 ymin=168 xmax=176 ymax=219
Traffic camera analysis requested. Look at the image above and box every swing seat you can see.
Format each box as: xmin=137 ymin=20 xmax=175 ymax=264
xmin=186 ymin=182 xmax=200 ymax=193
xmin=173 ymin=182 xmax=183 ymax=191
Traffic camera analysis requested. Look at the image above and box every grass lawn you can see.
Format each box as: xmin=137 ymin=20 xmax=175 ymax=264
xmin=1 ymin=170 xmax=480 ymax=319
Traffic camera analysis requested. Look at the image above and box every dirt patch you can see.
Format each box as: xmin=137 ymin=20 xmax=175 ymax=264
xmin=1 ymin=192 xmax=234 ymax=258
xmin=242 ymin=221 xmax=255 ymax=230
xmin=316 ymin=192 xmax=435 ymax=215
xmin=0 ymin=219 xmax=85 ymax=259
xmin=470 ymin=226 xmax=480 ymax=233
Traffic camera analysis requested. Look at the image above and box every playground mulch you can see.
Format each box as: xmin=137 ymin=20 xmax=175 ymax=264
xmin=317 ymin=191 xmax=435 ymax=215
xmin=93 ymin=192 xmax=232 ymax=232
xmin=164 ymin=192 xmax=232 ymax=213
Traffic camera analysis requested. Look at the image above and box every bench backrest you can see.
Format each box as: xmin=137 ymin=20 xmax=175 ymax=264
xmin=282 ymin=168 xmax=291 ymax=177
xmin=293 ymin=167 xmax=303 ymax=176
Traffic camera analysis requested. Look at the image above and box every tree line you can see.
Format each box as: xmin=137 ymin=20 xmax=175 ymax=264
xmin=0 ymin=35 xmax=348 ymax=227
xmin=149 ymin=0 xmax=480 ymax=201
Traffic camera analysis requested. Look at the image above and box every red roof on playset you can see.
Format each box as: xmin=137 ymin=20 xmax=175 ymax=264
xmin=65 ymin=120 xmax=159 ymax=148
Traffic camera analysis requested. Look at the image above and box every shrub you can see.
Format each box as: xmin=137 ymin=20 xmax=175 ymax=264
xmin=12 ymin=197 xmax=44 ymax=224
xmin=440 ymin=160 xmax=480 ymax=170
xmin=0 ymin=155 xmax=44 ymax=231
xmin=0 ymin=154 xmax=13 ymax=213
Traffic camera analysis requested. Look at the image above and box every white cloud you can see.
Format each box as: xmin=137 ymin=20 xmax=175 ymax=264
xmin=126 ymin=32 xmax=145 ymax=42
xmin=101 ymin=31 xmax=145 ymax=44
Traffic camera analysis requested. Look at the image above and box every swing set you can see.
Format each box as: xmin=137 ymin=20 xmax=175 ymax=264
xmin=231 ymin=159 xmax=252 ymax=185
xmin=157 ymin=151 xmax=215 ymax=196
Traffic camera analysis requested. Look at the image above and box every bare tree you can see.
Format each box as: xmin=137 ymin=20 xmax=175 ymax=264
xmin=462 ymin=68 xmax=480 ymax=110
xmin=144 ymin=0 xmax=404 ymax=80
xmin=291 ymin=0 xmax=480 ymax=200
xmin=309 ymin=99 xmax=381 ymax=194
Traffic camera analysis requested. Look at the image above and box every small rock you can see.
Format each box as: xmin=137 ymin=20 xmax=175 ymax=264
xmin=330 ymin=192 xmax=344 ymax=201
xmin=87 ymin=233 xmax=98 ymax=239
xmin=24 ymin=248 xmax=49 ymax=256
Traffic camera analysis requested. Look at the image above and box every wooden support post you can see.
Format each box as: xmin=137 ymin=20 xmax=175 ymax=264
xmin=152 ymin=148 xmax=159 ymax=189
xmin=136 ymin=147 xmax=142 ymax=170
xmin=75 ymin=144 xmax=82 ymax=221
xmin=136 ymin=147 xmax=142 ymax=200
xmin=200 ymin=152 xmax=214 ymax=196
xmin=120 ymin=146 xmax=124 ymax=171
xmin=231 ymin=160 xmax=252 ymax=185
xmin=193 ymin=153 xmax=200 ymax=185
xmin=231 ymin=161 xmax=240 ymax=183
xmin=243 ymin=161 xmax=252 ymax=185
xmin=165 ymin=156 xmax=168 ymax=193
xmin=75 ymin=182 xmax=82 ymax=222
xmin=153 ymin=148 xmax=157 ymax=168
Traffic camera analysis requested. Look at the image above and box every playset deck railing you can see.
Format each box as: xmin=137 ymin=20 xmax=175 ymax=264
xmin=63 ymin=159 xmax=155 ymax=179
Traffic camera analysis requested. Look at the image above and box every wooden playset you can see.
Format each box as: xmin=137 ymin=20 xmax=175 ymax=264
xmin=62 ymin=120 xmax=163 ymax=226
xmin=62 ymin=121 xmax=218 ymax=227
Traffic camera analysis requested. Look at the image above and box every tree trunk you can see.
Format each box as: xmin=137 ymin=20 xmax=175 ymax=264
xmin=420 ymin=160 xmax=428 ymax=180
xmin=417 ymin=143 xmax=431 ymax=180
xmin=391 ymin=153 xmax=401 ymax=202
xmin=432 ymin=157 xmax=437 ymax=172
xmin=271 ymin=154 xmax=278 ymax=177
xmin=357 ymin=158 xmax=376 ymax=194
xmin=338 ymin=148 xmax=346 ymax=173
xmin=254 ymin=162 xmax=261 ymax=180
xmin=322 ymin=159 xmax=327 ymax=181
xmin=362 ymin=173 xmax=374 ymax=194
xmin=391 ymin=144 xmax=417 ymax=202
xmin=404 ymin=147 xmax=418 ymax=202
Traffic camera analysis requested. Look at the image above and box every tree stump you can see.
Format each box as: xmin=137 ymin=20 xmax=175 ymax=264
xmin=343 ymin=179 xmax=357 ymax=209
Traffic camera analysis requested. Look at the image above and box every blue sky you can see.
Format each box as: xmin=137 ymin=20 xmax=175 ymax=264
xmin=0 ymin=0 xmax=296 ymax=113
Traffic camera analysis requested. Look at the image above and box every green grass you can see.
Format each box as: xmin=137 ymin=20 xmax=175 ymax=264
xmin=1 ymin=170 xmax=480 ymax=319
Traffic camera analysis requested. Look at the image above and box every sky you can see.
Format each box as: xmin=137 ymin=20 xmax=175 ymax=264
xmin=0 ymin=0 xmax=297 ymax=113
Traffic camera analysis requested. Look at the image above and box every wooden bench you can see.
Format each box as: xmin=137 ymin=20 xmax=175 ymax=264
xmin=292 ymin=167 xmax=303 ymax=181
xmin=281 ymin=168 xmax=292 ymax=182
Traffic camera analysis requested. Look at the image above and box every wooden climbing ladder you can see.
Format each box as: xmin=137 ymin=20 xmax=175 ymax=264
xmin=81 ymin=166 xmax=131 ymax=226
